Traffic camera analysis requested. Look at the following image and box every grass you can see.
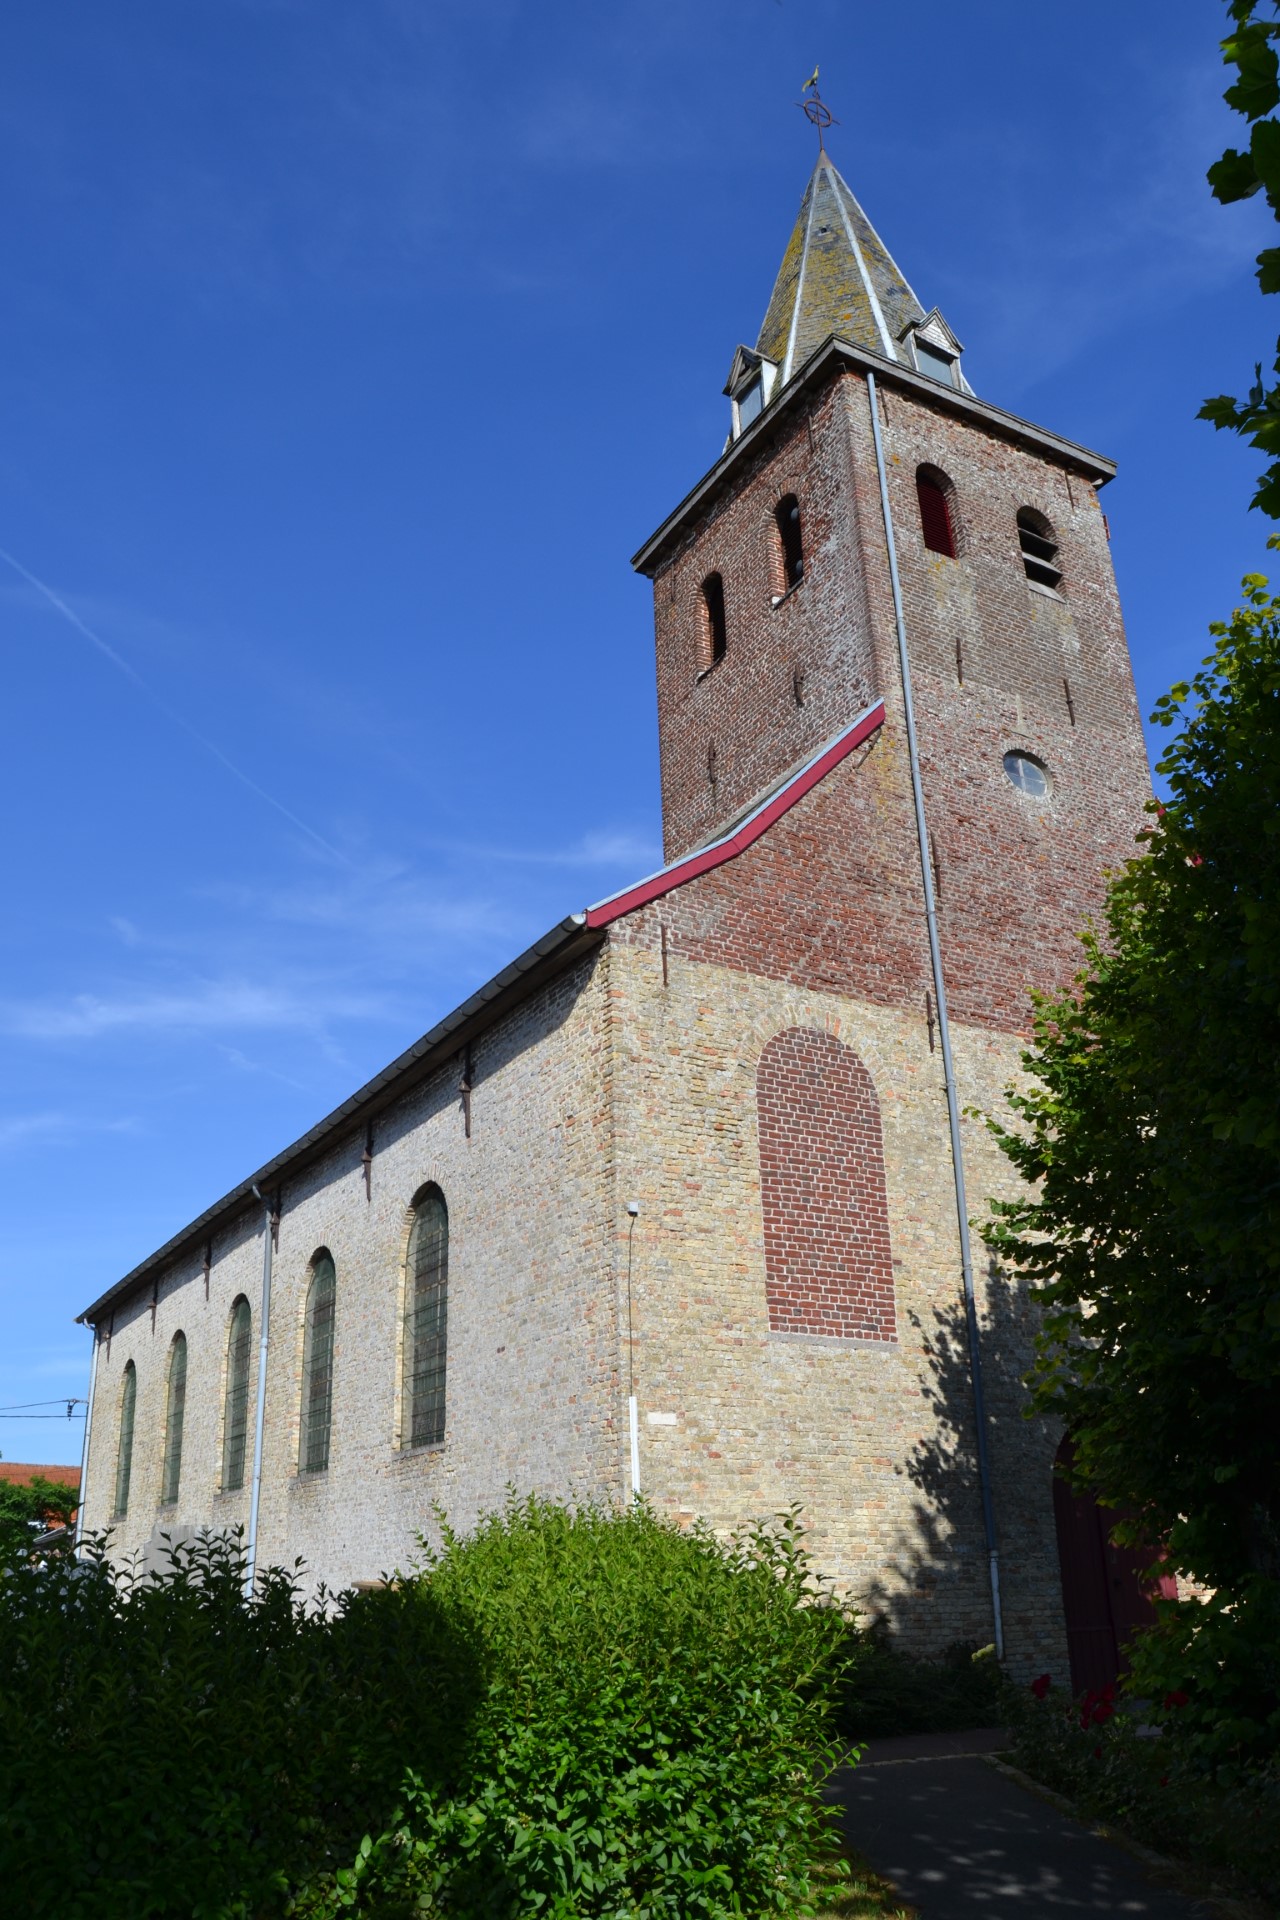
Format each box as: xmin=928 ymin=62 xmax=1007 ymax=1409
xmin=809 ymin=1847 xmax=918 ymax=1920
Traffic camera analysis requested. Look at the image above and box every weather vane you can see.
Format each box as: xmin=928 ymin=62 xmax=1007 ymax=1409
xmin=797 ymin=66 xmax=837 ymax=151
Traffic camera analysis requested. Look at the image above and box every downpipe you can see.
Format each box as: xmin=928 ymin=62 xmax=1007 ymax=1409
xmin=866 ymin=369 xmax=1004 ymax=1662
xmin=244 ymin=1185 xmax=274 ymax=1598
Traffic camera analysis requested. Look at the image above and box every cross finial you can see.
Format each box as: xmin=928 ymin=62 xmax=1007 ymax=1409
xmin=797 ymin=68 xmax=837 ymax=152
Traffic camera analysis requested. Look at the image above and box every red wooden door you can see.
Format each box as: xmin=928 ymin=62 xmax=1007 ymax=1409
xmin=1051 ymin=1436 xmax=1176 ymax=1696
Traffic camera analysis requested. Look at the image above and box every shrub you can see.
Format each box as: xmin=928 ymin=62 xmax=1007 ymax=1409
xmin=835 ymin=1633 xmax=1002 ymax=1742
xmin=0 ymin=1502 xmax=851 ymax=1919
xmin=1005 ymin=1671 xmax=1280 ymax=1908
xmin=0 ymin=1531 xmax=477 ymax=1919
xmin=296 ymin=1498 xmax=852 ymax=1920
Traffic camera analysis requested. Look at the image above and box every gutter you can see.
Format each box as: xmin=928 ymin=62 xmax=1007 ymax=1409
xmin=77 ymin=913 xmax=601 ymax=1326
xmin=632 ymin=333 xmax=1116 ymax=579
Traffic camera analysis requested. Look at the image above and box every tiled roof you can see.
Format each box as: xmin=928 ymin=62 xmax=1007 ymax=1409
xmin=0 ymin=1462 xmax=81 ymax=1487
xmin=755 ymin=151 xmax=925 ymax=383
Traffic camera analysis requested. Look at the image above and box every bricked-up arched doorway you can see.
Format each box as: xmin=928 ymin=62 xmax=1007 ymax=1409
xmin=756 ymin=1027 xmax=896 ymax=1342
xmin=1052 ymin=1435 xmax=1177 ymax=1695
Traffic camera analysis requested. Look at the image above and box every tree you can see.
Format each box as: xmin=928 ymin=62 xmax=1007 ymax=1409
xmin=0 ymin=1474 xmax=78 ymax=1568
xmin=980 ymin=568 xmax=1280 ymax=1610
xmin=1201 ymin=2 xmax=1280 ymax=514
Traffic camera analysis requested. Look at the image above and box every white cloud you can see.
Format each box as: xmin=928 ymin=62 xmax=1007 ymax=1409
xmin=0 ymin=1112 xmax=139 ymax=1150
xmin=0 ymin=979 xmax=390 ymax=1042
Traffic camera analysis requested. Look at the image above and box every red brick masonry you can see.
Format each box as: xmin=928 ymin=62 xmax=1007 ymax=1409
xmin=756 ymin=1026 xmax=896 ymax=1342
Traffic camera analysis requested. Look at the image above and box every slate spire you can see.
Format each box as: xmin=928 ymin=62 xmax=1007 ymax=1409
xmin=755 ymin=150 xmax=927 ymax=383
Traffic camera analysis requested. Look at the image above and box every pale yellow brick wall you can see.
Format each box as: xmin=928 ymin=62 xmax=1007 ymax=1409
xmin=83 ymin=955 xmax=623 ymax=1592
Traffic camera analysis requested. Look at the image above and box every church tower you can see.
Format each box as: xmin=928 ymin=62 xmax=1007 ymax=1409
xmin=633 ymin=143 xmax=1148 ymax=1032
xmin=623 ymin=142 xmax=1152 ymax=1669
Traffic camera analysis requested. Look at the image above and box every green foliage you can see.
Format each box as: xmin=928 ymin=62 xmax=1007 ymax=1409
xmin=1200 ymin=2 xmax=1280 ymax=514
xmin=0 ymin=1530 xmax=477 ymax=1919
xmin=1124 ymin=1578 xmax=1280 ymax=1771
xmin=835 ymin=1634 xmax=1002 ymax=1742
xmin=1004 ymin=1675 xmax=1280 ymax=1907
xmin=0 ymin=1501 xmax=851 ymax=1919
xmin=296 ymin=1497 xmax=851 ymax=1920
xmin=978 ymin=568 xmax=1280 ymax=1756
xmin=0 ymin=1474 xmax=78 ymax=1566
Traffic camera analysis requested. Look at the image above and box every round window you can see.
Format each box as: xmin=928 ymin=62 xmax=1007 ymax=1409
xmin=1003 ymin=751 xmax=1050 ymax=798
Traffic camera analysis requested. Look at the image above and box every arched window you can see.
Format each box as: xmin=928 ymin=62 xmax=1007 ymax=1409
xmin=774 ymin=495 xmax=804 ymax=590
xmin=699 ymin=572 xmax=727 ymax=671
xmin=160 ymin=1334 xmax=187 ymax=1505
xmin=222 ymin=1297 xmax=253 ymax=1492
xmin=300 ymin=1253 xmax=336 ymax=1473
xmin=916 ymin=467 xmax=956 ymax=558
xmin=403 ymin=1187 xmax=448 ymax=1448
xmin=113 ymin=1361 xmax=136 ymax=1518
xmin=1017 ymin=508 xmax=1062 ymax=590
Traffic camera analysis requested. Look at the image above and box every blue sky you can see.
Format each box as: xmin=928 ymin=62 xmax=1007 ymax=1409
xmin=0 ymin=0 xmax=1272 ymax=1467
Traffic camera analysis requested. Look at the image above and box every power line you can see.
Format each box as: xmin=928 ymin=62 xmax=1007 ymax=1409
xmin=0 ymin=1405 xmax=87 ymax=1420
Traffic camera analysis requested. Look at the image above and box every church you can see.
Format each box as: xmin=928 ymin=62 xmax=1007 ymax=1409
xmin=77 ymin=138 xmax=1152 ymax=1683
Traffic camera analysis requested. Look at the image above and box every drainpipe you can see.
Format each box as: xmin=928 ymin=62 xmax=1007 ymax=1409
xmin=866 ymin=369 xmax=1005 ymax=1663
xmin=74 ymin=1322 xmax=100 ymax=1552
xmin=625 ymin=1202 xmax=641 ymax=1500
xmin=244 ymin=1184 xmax=274 ymax=1598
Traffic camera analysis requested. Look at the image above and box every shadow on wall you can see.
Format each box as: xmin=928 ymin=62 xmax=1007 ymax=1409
xmin=861 ymin=1262 xmax=1058 ymax=1653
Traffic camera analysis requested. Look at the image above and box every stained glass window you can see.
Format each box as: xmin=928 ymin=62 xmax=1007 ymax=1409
xmin=300 ymin=1255 xmax=336 ymax=1473
xmin=160 ymin=1334 xmax=187 ymax=1505
xmin=113 ymin=1361 xmax=136 ymax=1518
xmin=222 ymin=1298 xmax=252 ymax=1492
xmin=404 ymin=1189 xmax=448 ymax=1448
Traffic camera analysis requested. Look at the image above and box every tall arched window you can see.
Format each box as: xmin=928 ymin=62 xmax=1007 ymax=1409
xmin=403 ymin=1187 xmax=448 ymax=1448
xmin=1017 ymin=507 xmax=1062 ymax=590
xmin=774 ymin=495 xmax=804 ymax=590
xmin=160 ymin=1334 xmax=187 ymax=1505
xmin=222 ymin=1297 xmax=253 ymax=1492
xmin=300 ymin=1253 xmax=336 ymax=1473
xmin=916 ymin=467 xmax=957 ymax=558
xmin=699 ymin=572 xmax=727 ymax=671
xmin=113 ymin=1360 xmax=136 ymax=1518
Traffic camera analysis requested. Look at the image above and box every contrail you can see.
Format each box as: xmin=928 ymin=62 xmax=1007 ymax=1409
xmin=1 ymin=548 xmax=347 ymax=863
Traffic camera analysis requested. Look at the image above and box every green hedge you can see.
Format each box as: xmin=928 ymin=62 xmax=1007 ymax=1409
xmin=0 ymin=1501 xmax=850 ymax=1919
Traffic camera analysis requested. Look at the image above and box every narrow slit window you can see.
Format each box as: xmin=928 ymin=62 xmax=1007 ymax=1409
xmin=221 ymin=1297 xmax=252 ymax=1492
xmin=404 ymin=1187 xmax=448 ymax=1448
xmin=113 ymin=1361 xmax=136 ymax=1518
xmin=300 ymin=1254 xmax=336 ymax=1473
xmin=160 ymin=1334 xmax=187 ymax=1505
xmin=917 ymin=469 xmax=956 ymax=558
xmin=700 ymin=572 xmax=727 ymax=669
xmin=774 ymin=495 xmax=804 ymax=590
xmin=1017 ymin=509 xmax=1062 ymax=590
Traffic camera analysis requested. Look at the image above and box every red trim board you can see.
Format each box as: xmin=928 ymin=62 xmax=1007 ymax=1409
xmin=586 ymin=699 xmax=885 ymax=929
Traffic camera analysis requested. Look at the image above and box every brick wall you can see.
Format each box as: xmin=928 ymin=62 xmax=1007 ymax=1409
xmin=756 ymin=1026 xmax=896 ymax=1341
xmin=645 ymin=365 xmax=1152 ymax=1036
xmin=83 ymin=953 xmax=625 ymax=1593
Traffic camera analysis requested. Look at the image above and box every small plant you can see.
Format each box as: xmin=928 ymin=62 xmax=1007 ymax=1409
xmin=1005 ymin=1669 xmax=1280 ymax=1909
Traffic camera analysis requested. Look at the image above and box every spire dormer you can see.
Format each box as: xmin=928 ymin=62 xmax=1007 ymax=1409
xmin=727 ymin=150 xmax=971 ymax=441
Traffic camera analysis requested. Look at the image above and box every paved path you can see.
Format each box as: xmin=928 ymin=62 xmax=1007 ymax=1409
xmin=830 ymin=1732 xmax=1212 ymax=1917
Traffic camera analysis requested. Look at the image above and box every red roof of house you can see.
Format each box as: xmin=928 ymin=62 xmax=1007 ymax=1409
xmin=0 ymin=1462 xmax=81 ymax=1488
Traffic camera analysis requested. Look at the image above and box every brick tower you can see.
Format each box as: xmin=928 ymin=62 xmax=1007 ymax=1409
xmin=624 ymin=144 xmax=1152 ymax=1666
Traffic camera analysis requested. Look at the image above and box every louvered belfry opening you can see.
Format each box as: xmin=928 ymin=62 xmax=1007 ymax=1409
xmin=221 ymin=1296 xmax=253 ymax=1492
xmin=404 ymin=1186 xmax=448 ymax=1448
xmin=300 ymin=1254 xmax=336 ymax=1473
xmin=113 ymin=1360 xmax=136 ymax=1518
xmin=700 ymin=572 xmax=727 ymax=669
xmin=775 ymin=494 xmax=804 ymax=589
xmin=160 ymin=1334 xmax=187 ymax=1505
xmin=916 ymin=468 xmax=957 ymax=558
xmin=1017 ymin=507 xmax=1062 ymax=589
